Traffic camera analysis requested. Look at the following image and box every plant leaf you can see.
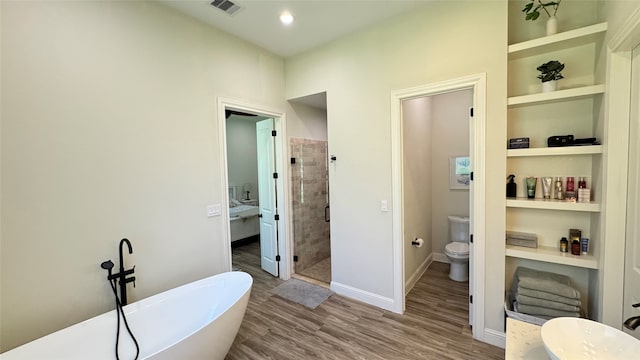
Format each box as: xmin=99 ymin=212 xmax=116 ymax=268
xmin=522 ymin=3 xmax=534 ymax=12
xmin=531 ymin=11 xmax=540 ymax=21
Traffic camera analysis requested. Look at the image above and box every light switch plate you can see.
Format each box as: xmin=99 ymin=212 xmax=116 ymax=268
xmin=381 ymin=200 xmax=388 ymax=212
xmin=207 ymin=204 xmax=222 ymax=217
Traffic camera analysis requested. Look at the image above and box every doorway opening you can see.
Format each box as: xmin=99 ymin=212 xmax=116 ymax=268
xmin=391 ymin=74 xmax=487 ymax=340
xmin=218 ymin=98 xmax=291 ymax=280
xmin=288 ymin=92 xmax=331 ymax=286
xmin=401 ymin=89 xmax=473 ymax=325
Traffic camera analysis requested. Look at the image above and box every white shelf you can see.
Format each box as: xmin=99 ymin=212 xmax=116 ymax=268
xmin=508 ymin=22 xmax=608 ymax=55
xmin=508 ymin=85 xmax=605 ymax=107
xmin=506 ymin=244 xmax=598 ymax=269
xmin=507 ymin=145 xmax=603 ymax=157
xmin=506 ymin=198 xmax=600 ymax=212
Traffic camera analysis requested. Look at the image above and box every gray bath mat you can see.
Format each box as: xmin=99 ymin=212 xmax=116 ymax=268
xmin=271 ymin=279 xmax=333 ymax=309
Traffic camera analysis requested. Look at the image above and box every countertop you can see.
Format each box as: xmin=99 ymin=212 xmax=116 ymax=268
xmin=505 ymin=318 xmax=549 ymax=359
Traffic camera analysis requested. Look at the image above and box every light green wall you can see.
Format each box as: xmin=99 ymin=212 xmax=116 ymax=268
xmin=0 ymin=0 xmax=290 ymax=351
xmin=285 ymin=0 xmax=508 ymax=334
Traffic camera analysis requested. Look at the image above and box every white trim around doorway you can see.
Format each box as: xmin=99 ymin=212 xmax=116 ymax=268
xmin=390 ymin=73 xmax=488 ymax=342
xmin=217 ymin=97 xmax=292 ymax=280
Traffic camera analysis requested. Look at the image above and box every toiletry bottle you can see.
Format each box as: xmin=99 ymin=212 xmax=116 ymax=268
xmin=571 ymin=238 xmax=581 ymax=255
xmin=506 ymin=175 xmax=517 ymax=198
xmin=554 ymin=177 xmax=564 ymax=200
xmin=526 ymin=177 xmax=537 ymax=199
xmin=578 ymin=177 xmax=587 ymax=189
xmin=560 ymin=237 xmax=568 ymax=253
xmin=566 ymin=177 xmax=575 ymax=192
xmin=581 ymin=238 xmax=589 ymax=255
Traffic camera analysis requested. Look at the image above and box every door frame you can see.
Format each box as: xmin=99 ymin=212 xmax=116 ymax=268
xmin=390 ymin=73 xmax=487 ymax=340
xmin=217 ymin=97 xmax=291 ymax=280
xmin=602 ymin=7 xmax=640 ymax=327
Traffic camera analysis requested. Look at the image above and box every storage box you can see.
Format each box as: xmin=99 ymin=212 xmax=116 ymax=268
xmin=508 ymin=137 xmax=530 ymax=149
xmin=506 ymin=231 xmax=538 ymax=248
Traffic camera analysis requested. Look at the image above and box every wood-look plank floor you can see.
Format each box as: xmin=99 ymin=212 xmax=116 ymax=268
xmin=228 ymin=242 xmax=504 ymax=360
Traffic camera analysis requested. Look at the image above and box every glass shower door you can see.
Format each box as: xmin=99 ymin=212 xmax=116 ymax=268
xmin=290 ymin=138 xmax=331 ymax=283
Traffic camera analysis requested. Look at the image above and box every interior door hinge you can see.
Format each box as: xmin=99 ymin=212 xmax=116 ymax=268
xmin=291 ymin=157 xmax=296 ymax=164
xmin=272 ymin=130 xmax=277 ymax=136
xmin=274 ymin=214 xmax=280 ymax=221
xmin=470 ymin=107 xmax=474 ymax=117
xmin=293 ymin=255 xmax=298 ymax=262
xmin=470 ymin=234 xmax=473 ymax=243
xmin=470 ymin=171 xmax=474 ymax=181
xmin=470 ymin=295 xmax=473 ymax=304
xmin=273 ymin=172 xmax=278 ymax=179
xmin=275 ymin=255 xmax=281 ymax=262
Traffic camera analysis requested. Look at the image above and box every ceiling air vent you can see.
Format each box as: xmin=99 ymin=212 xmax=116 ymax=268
xmin=210 ymin=0 xmax=242 ymax=16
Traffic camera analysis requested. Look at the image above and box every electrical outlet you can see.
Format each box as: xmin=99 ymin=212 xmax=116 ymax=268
xmin=381 ymin=200 xmax=388 ymax=212
xmin=207 ymin=204 xmax=222 ymax=217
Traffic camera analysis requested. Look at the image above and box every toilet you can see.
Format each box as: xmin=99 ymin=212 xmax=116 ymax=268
xmin=444 ymin=215 xmax=470 ymax=282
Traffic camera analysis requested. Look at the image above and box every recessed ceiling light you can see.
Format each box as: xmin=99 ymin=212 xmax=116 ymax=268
xmin=280 ymin=11 xmax=294 ymax=25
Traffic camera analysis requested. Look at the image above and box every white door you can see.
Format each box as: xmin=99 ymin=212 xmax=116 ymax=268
xmin=623 ymin=45 xmax=640 ymax=339
xmin=468 ymin=106 xmax=474 ymax=326
xmin=256 ymin=119 xmax=279 ymax=276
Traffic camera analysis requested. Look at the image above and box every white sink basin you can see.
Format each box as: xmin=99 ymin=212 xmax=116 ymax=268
xmin=541 ymin=317 xmax=640 ymax=360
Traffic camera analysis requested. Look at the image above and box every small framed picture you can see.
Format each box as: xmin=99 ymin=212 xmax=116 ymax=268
xmin=450 ymin=156 xmax=470 ymax=190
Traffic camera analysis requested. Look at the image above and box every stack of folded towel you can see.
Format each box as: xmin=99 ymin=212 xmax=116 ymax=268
xmin=511 ymin=267 xmax=582 ymax=319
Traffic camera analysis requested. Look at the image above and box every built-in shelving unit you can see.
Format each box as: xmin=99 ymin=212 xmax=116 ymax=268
xmin=508 ymin=22 xmax=608 ymax=55
xmin=507 ymin=145 xmax=603 ymax=157
xmin=505 ymin=245 xmax=598 ymax=269
xmin=506 ymin=198 xmax=600 ymax=212
xmin=507 ymin=84 xmax=605 ymax=106
xmin=505 ymin=9 xmax=608 ymax=319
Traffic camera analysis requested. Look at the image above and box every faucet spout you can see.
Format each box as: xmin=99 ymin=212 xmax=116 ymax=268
xmin=119 ymin=238 xmax=132 ymax=272
xmin=624 ymin=316 xmax=640 ymax=331
xmin=117 ymin=238 xmax=134 ymax=306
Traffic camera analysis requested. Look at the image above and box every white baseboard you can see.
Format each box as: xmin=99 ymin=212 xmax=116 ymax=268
xmin=330 ymin=281 xmax=396 ymax=312
xmin=433 ymin=252 xmax=449 ymax=263
xmin=405 ymin=253 xmax=433 ymax=295
xmin=481 ymin=328 xmax=506 ymax=349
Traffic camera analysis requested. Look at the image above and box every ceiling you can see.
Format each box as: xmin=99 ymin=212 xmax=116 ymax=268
xmin=160 ymin=0 xmax=428 ymax=58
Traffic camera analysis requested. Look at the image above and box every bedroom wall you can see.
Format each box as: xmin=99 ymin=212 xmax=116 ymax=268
xmin=0 ymin=1 xmax=292 ymax=351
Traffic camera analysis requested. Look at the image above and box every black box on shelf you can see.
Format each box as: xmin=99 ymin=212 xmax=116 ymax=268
xmin=547 ymin=135 xmax=574 ymax=147
xmin=508 ymin=137 xmax=530 ymax=149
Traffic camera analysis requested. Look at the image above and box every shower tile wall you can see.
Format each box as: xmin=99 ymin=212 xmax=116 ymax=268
xmin=290 ymin=138 xmax=330 ymax=279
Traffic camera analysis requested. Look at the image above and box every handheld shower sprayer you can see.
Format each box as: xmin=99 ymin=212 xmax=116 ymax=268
xmin=101 ymin=260 xmax=114 ymax=278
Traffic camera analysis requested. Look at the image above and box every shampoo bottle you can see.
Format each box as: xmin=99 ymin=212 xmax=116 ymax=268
xmin=507 ymin=175 xmax=517 ymax=198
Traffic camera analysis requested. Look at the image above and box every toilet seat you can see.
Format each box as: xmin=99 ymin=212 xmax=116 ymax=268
xmin=445 ymin=242 xmax=469 ymax=257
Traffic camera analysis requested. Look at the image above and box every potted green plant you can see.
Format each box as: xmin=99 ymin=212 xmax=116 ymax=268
xmin=522 ymin=0 xmax=562 ymax=35
xmin=537 ymin=60 xmax=564 ymax=92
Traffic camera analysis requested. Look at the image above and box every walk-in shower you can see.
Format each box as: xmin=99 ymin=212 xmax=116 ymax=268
xmin=290 ymin=138 xmax=331 ymax=283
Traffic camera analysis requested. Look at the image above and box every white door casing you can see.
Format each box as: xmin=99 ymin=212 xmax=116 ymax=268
xmin=218 ymin=97 xmax=291 ymax=280
xmin=257 ymin=119 xmax=279 ymax=276
xmin=468 ymin=106 xmax=475 ymax=326
xmin=390 ymin=73 xmax=491 ymax=344
xmin=623 ymin=44 xmax=640 ymax=339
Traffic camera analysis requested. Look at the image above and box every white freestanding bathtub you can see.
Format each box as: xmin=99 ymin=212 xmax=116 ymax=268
xmin=1 ymin=271 xmax=252 ymax=360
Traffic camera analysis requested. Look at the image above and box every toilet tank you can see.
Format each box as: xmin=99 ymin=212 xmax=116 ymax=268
xmin=448 ymin=215 xmax=470 ymax=243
